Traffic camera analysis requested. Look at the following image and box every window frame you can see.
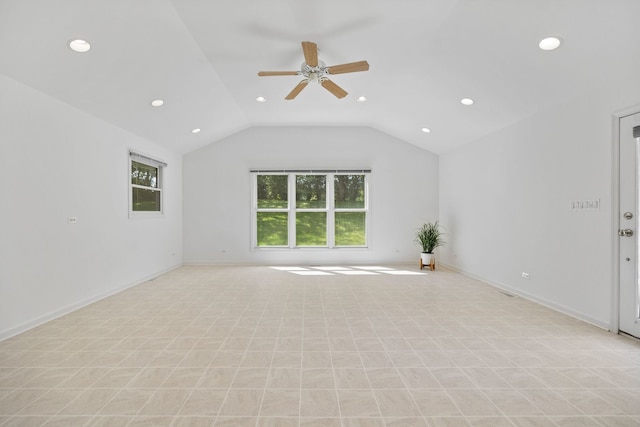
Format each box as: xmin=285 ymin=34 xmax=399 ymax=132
xmin=251 ymin=170 xmax=369 ymax=249
xmin=129 ymin=153 xmax=164 ymax=217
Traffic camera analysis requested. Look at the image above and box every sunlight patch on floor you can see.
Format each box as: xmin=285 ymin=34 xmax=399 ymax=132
xmin=334 ymin=270 xmax=380 ymax=275
xmin=289 ymin=270 xmax=334 ymax=276
xmin=269 ymin=265 xmax=427 ymax=276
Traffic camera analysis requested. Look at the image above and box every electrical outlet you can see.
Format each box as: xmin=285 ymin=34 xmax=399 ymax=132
xmin=521 ymin=272 xmax=530 ymax=279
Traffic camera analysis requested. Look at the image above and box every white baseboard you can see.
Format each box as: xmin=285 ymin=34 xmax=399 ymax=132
xmin=440 ymin=263 xmax=611 ymax=331
xmin=0 ymin=263 xmax=183 ymax=342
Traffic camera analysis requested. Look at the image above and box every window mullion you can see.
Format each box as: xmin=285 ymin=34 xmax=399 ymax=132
xmin=131 ymin=184 xmax=161 ymax=191
xmin=327 ymin=173 xmax=335 ymax=248
xmin=365 ymin=174 xmax=369 ymax=246
xmin=289 ymin=173 xmax=296 ymax=249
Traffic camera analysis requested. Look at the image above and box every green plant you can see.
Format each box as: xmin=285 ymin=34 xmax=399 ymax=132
xmin=415 ymin=221 xmax=445 ymax=253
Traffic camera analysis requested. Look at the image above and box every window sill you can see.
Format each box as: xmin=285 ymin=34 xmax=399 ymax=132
xmin=129 ymin=211 xmax=164 ymax=219
xmin=253 ymin=246 xmax=368 ymax=250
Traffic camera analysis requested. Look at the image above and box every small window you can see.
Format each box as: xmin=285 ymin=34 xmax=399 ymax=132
xmin=130 ymin=152 xmax=165 ymax=215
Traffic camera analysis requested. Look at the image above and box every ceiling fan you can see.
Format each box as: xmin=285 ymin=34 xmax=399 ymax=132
xmin=258 ymin=41 xmax=369 ymax=100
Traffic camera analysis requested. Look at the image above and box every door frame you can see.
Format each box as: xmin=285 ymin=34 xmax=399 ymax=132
xmin=611 ymin=104 xmax=640 ymax=334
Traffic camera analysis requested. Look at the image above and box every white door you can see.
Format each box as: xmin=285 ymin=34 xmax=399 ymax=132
xmin=619 ymin=112 xmax=640 ymax=339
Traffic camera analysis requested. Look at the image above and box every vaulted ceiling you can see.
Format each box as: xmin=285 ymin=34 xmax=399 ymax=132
xmin=1 ymin=0 xmax=639 ymax=154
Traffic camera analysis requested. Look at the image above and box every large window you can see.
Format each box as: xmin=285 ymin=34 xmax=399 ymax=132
xmin=253 ymin=170 xmax=369 ymax=248
xmin=130 ymin=152 xmax=166 ymax=215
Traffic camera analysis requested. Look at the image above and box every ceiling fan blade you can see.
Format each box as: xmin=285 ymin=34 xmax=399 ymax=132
xmin=326 ymin=61 xmax=370 ymax=74
xmin=258 ymin=71 xmax=299 ymax=76
xmin=320 ymin=79 xmax=348 ymax=99
xmin=285 ymin=80 xmax=308 ymax=100
xmin=301 ymin=41 xmax=318 ymax=67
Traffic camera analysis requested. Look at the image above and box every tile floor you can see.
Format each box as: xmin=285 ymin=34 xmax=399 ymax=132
xmin=1 ymin=265 xmax=639 ymax=427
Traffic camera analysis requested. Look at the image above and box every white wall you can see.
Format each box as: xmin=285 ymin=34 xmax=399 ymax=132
xmin=439 ymin=72 xmax=640 ymax=328
xmin=0 ymin=75 xmax=183 ymax=339
xmin=183 ymin=126 xmax=438 ymax=265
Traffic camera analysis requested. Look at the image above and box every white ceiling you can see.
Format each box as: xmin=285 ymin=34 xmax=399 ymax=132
xmin=1 ymin=0 xmax=639 ymax=154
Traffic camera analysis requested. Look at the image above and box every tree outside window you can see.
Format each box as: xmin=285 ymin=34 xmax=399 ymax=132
xmin=254 ymin=172 xmax=368 ymax=248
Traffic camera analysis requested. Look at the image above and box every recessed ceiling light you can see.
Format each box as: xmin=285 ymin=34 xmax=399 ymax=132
xmin=191 ymin=128 xmax=201 ymax=134
xmin=256 ymin=96 xmax=266 ymax=102
xmin=461 ymin=98 xmax=474 ymax=106
xmin=357 ymin=96 xmax=367 ymax=102
xmin=421 ymin=127 xmax=431 ymax=133
xmin=539 ymin=37 xmax=562 ymax=51
xmin=150 ymin=99 xmax=164 ymax=107
xmin=68 ymin=39 xmax=91 ymax=53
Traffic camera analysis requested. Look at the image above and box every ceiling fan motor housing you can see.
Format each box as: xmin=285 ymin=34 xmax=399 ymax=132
xmin=301 ymin=61 xmax=327 ymax=83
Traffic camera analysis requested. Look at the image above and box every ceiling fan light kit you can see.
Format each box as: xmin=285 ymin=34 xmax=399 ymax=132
xmin=258 ymin=41 xmax=369 ymax=100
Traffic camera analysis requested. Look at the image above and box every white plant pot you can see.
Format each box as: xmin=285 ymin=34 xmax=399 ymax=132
xmin=420 ymin=253 xmax=433 ymax=264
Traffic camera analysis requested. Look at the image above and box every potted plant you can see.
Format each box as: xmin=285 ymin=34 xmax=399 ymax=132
xmin=415 ymin=221 xmax=444 ymax=269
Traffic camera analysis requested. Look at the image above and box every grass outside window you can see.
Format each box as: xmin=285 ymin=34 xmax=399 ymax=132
xmin=254 ymin=172 xmax=368 ymax=248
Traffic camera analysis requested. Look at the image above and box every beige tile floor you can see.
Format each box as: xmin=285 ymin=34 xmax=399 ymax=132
xmin=1 ymin=265 xmax=639 ymax=427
